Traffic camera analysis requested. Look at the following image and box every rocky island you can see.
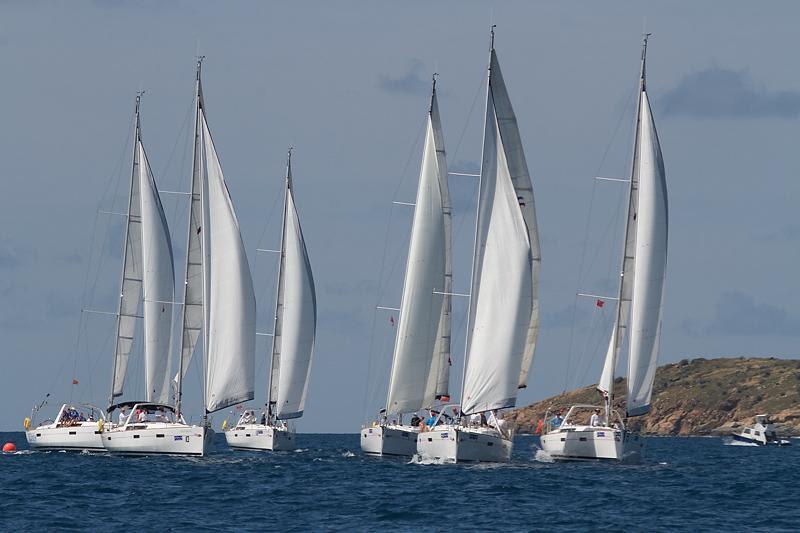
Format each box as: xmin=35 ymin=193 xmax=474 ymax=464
xmin=509 ymin=357 xmax=800 ymax=436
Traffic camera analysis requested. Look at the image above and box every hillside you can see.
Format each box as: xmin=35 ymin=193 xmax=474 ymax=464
xmin=508 ymin=357 xmax=800 ymax=436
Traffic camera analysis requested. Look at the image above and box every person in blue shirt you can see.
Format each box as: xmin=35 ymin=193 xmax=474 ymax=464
xmin=425 ymin=410 xmax=439 ymax=427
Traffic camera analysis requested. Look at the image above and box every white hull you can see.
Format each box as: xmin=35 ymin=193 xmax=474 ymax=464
xmin=416 ymin=425 xmax=512 ymax=463
xmin=540 ymin=426 xmax=643 ymax=461
xmin=225 ymin=424 xmax=295 ymax=451
xmin=360 ymin=425 xmax=419 ymax=457
xmin=26 ymin=422 xmax=105 ymax=452
xmin=103 ymin=423 xmax=212 ymax=456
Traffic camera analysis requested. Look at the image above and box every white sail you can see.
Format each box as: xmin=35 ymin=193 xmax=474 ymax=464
xmin=200 ymin=111 xmax=257 ymax=413
xmin=626 ymin=89 xmax=668 ymax=416
xmin=137 ymin=140 xmax=175 ymax=404
xmin=462 ymin=49 xmax=538 ymax=415
xmin=385 ymin=85 xmax=451 ymax=415
xmin=270 ymin=169 xmax=317 ymax=420
xmin=175 ymin=95 xmax=205 ymax=387
xmin=111 ymin=124 xmax=144 ymax=400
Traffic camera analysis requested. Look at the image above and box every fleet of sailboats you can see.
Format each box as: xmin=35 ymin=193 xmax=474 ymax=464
xmin=22 ymin=31 xmax=672 ymax=464
xmin=540 ymin=34 xmax=668 ymax=462
xmin=361 ymin=76 xmax=452 ymax=457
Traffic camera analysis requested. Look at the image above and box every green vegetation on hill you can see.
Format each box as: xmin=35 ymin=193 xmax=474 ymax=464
xmin=508 ymin=357 xmax=800 ymax=436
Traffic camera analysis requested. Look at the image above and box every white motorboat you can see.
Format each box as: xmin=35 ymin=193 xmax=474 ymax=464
xmin=104 ymin=60 xmax=257 ymax=456
xmin=226 ymin=150 xmax=317 ymax=452
xmin=732 ymin=415 xmax=791 ymax=446
xmin=103 ymin=402 xmax=211 ymax=456
xmin=417 ymin=28 xmax=541 ymax=464
xmin=540 ymin=35 xmax=668 ymax=462
xmin=25 ymin=403 xmax=106 ymax=452
xmin=361 ymin=76 xmax=453 ymax=458
xmin=540 ymin=405 xmax=643 ymax=461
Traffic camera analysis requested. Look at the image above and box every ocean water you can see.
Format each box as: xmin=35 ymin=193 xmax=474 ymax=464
xmin=1 ymin=432 xmax=798 ymax=532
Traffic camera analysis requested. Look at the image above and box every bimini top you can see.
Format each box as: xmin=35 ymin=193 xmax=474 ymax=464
xmin=108 ymin=401 xmax=176 ymax=413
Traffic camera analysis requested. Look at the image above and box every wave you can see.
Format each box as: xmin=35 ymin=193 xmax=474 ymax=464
xmin=408 ymin=453 xmax=456 ymax=465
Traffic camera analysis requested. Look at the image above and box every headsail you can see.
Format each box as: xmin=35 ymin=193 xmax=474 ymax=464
xmin=137 ymin=134 xmax=175 ymax=405
xmin=269 ymin=154 xmax=317 ymax=420
xmin=626 ymin=85 xmax=668 ymax=417
xmin=200 ymin=108 xmax=257 ymax=413
xmin=462 ymin=43 xmax=539 ymax=415
xmin=385 ymin=80 xmax=452 ymax=415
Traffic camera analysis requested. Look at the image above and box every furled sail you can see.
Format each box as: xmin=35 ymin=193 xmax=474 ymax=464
xmin=137 ymin=139 xmax=175 ymax=405
xmin=200 ymin=109 xmax=257 ymax=413
xmin=626 ymin=88 xmax=668 ymax=416
xmin=385 ymin=83 xmax=452 ymax=415
xmin=270 ymin=160 xmax=317 ymax=420
xmin=462 ymin=48 xmax=539 ymax=415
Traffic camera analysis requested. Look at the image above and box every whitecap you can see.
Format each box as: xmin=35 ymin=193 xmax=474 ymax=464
xmin=408 ymin=453 xmax=455 ymax=465
xmin=341 ymin=451 xmax=355 ymax=458
xmin=533 ymin=448 xmax=554 ymax=463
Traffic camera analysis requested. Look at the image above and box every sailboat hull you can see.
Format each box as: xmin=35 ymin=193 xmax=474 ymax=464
xmin=102 ymin=423 xmax=212 ymax=456
xmin=416 ymin=425 xmax=512 ymax=463
xmin=225 ymin=424 xmax=295 ymax=451
xmin=360 ymin=425 xmax=419 ymax=457
xmin=26 ymin=422 xmax=105 ymax=452
xmin=540 ymin=426 xmax=643 ymax=462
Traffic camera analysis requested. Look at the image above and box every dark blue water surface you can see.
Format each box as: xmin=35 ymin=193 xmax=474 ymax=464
xmin=1 ymin=432 xmax=798 ymax=531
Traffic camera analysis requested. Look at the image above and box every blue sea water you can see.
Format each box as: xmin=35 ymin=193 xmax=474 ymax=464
xmin=1 ymin=432 xmax=798 ymax=532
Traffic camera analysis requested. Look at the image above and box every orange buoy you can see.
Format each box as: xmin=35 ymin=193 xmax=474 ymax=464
xmin=2 ymin=442 xmax=16 ymax=453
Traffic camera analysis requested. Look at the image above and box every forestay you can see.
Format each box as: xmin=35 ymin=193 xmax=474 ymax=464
xmin=462 ymin=49 xmax=539 ymax=415
xmin=385 ymin=85 xmax=452 ymax=415
xmin=270 ymin=164 xmax=317 ymax=420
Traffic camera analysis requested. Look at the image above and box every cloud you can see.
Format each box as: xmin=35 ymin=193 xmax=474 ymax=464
xmin=377 ymin=60 xmax=430 ymax=96
xmin=661 ymin=66 xmax=800 ymax=119
xmin=704 ymin=291 xmax=800 ymax=336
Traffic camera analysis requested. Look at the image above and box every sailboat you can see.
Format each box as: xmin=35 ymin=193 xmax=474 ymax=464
xmin=361 ymin=77 xmax=453 ymax=457
xmin=226 ymin=150 xmax=317 ymax=451
xmin=540 ymin=35 xmax=668 ymax=462
xmin=416 ymin=29 xmax=541 ymax=463
xmin=104 ymin=59 xmax=257 ymax=456
xmin=26 ymin=93 xmax=174 ymax=453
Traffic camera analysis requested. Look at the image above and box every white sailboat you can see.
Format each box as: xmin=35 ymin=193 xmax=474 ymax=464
xmin=541 ymin=35 xmax=668 ymax=462
xmin=104 ymin=60 xmax=257 ymax=456
xmin=417 ymin=29 xmax=541 ymax=463
xmin=226 ymin=150 xmax=317 ymax=451
xmin=361 ymin=77 xmax=453 ymax=457
xmin=26 ymin=93 xmax=174 ymax=453
xmin=25 ymin=402 xmax=106 ymax=452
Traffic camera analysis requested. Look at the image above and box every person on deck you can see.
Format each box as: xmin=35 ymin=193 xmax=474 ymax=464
xmin=590 ymin=408 xmax=601 ymax=427
xmin=119 ymin=409 xmax=127 ymax=425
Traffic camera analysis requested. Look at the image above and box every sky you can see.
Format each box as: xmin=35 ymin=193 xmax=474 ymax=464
xmin=2 ymin=1 xmax=800 ymax=432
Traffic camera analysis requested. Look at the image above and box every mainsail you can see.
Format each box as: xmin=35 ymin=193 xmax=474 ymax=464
xmin=597 ymin=36 xmax=668 ymax=418
xmin=176 ymin=62 xmax=257 ymax=414
xmin=110 ymin=96 xmax=174 ymax=405
xmin=461 ymin=43 xmax=540 ymax=415
xmin=269 ymin=154 xmax=317 ymax=420
xmin=385 ymin=80 xmax=452 ymax=415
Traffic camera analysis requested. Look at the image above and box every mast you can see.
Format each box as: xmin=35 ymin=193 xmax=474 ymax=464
xmin=267 ymin=148 xmax=291 ymax=424
xmin=176 ymin=57 xmax=204 ymax=418
xmin=108 ymin=92 xmax=143 ymax=411
xmin=605 ymin=34 xmax=650 ymax=422
xmin=459 ymin=26 xmax=495 ymax=413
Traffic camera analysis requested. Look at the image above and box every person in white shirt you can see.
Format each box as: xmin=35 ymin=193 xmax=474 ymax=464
xmin=118 ymin=409 xmax=128 ymax=426
xmin=589 ymin=408 xmax=602 ymax=427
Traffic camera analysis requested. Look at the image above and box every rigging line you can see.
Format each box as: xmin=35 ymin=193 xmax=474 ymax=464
xmin=563 ymin=83 xmax=638 ymax=391
xmin=362 ymin=113 xmax=428 ymax=422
